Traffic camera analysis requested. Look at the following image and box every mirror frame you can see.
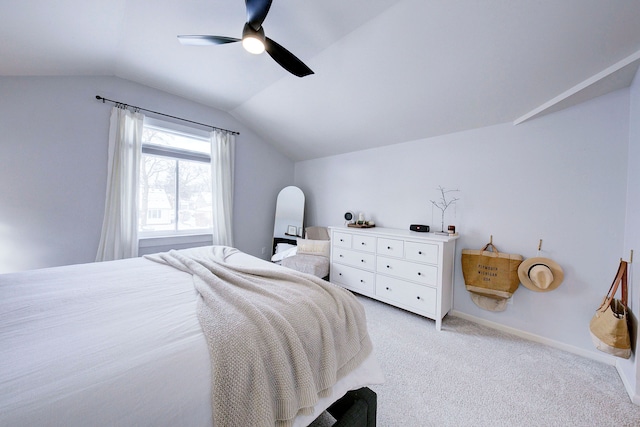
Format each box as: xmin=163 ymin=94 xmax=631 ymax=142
xmin=272 ymin=186 xmax=305 ymax=255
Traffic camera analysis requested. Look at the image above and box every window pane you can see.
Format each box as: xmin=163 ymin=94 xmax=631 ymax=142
xmin=138 ymin=118 xmax=214 ymax=237
xmin=143 ymin=125 xmax=210 ymax=155
xmin=139 ymin=155 xmax=177 ymax=232
xmin=178 ymin=160 xmax=212 ymax=231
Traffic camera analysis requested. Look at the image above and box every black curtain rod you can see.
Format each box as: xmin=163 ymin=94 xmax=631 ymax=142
xmin=95 ymin=95 xmax=240 ymax=135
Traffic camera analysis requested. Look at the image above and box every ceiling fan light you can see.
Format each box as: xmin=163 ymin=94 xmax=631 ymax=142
xmin=242 ymin=23 xmax=266 ymax=54
xmin=242 ymin=36 xmax=265 ymax=54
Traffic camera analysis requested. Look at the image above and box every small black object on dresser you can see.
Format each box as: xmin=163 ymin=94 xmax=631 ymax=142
xmin=409 ymin=224 xmax=430 ymax=232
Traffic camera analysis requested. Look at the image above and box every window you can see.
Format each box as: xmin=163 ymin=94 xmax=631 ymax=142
xmin=138 ymin=118 xmax=213 ymax=237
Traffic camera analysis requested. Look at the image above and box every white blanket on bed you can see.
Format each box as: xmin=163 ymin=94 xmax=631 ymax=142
xmin=146 ymin=246 xmax=373 ymax=427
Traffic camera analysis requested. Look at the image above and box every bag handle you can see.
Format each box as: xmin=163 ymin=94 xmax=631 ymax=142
xmin=599 ymin=260 xmax=628 ymax=311
xmin=481 ymin=242 xmax=500 ymax=254
xmin=622 ymin=260 xmax=628 ymax=306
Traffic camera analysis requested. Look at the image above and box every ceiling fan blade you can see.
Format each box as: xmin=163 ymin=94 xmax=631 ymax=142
xmin=177 ymin=35 xmax=240 ymax=45
xmin=264 ymin=37 xmax=314 ymax=77
xmin=245 ymin=0 xmax=272 ymax=30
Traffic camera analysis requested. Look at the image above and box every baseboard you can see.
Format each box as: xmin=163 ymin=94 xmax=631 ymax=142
xmin=449 ymin=310 xmax=617 ymax=365
xmin=616 ymin=361 xmax=640 ymax=405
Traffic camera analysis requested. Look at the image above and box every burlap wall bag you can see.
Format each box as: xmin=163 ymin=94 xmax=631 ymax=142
xmin=589 ymin=260 xmax=631 ymax=359
xmin=461 ymin=242 xmax=523 ymax=300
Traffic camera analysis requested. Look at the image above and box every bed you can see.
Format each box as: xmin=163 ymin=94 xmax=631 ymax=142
xmin=0 ymin=246 xmax=383 ymax=426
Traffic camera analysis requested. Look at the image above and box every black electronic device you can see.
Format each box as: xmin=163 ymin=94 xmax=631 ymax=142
xmin=344 ymin=211 xmax=355 ymax=224
xmin=410 ymin=224 xmax=430 ymax=232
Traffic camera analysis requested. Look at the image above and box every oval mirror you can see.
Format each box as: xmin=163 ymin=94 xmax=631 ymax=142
xmin=272 ymin=186 xmax=305 ymax=255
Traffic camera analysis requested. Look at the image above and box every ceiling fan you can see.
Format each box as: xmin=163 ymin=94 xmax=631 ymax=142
xmin=178 ymin=0 xmax=314 ymax=77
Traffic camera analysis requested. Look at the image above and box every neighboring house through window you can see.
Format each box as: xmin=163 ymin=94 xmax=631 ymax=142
xmin=138 ymin=118 xmax=213 ymax=238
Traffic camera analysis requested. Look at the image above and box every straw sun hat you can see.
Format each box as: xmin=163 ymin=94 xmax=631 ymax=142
xmin=517 ymin=257 xmax=564 ymax=292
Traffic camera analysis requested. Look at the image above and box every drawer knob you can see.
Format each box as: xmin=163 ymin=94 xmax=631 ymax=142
xmin=340 ymin=239 xmax=344 ymax=242
xmin=361 ymin=259 xmax=365 ymax=263
xmin=387 ymin=246 xmax=391 ymax=249
xmin=417 ymin=296 xmax=421 ymax=300
xmin=418 ymin=272 xmax=422 ymax=276
xmin=360 ymin=279 xmax=364 ymax=283
xmin=339 ymin=254 xmax=344 ymax=257
xmin=386 ymin=265 xmax=390 ymax=268
xmin=339 ymin=273 xmax=342 ymax=276
xmin=418 ymin=251 xmax=423 ymax=255
xmin=386 ymin=287 xmax=390 ymax=291
xmin=361 ymin=242 xmax=365 ymax=245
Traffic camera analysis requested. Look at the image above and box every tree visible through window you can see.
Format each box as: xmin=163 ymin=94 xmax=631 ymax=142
xmin=138 ymin=119 xmax=213 ymax=236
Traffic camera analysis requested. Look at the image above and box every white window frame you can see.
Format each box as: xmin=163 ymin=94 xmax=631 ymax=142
xmin=138 ymin=117 xmax=213 ymax=241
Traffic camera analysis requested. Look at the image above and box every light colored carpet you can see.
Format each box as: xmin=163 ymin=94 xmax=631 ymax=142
xmin=310 ymin=295 xmax=640 ymax=427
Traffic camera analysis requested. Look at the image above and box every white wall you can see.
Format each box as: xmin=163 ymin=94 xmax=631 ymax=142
xmin=619 ymin=66 xmax=640 ymax=402
xmin=0 ymin=76 xmax=294 ymax=273
xmin=295 ymin=89 xmax=630 ymax=358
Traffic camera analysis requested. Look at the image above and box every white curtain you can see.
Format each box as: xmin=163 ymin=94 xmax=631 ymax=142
xmin=210 ymin=129 xmax=235 ymax=246
xmin=96 ymin=107 xmax=144 ymax=261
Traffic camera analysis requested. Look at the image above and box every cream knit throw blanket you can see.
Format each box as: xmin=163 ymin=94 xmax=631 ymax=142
xmin=146 ymin=246 xmax=373 ymax=427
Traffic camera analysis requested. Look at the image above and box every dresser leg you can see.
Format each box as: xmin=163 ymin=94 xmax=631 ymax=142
xmin=435 ymin=318 xmax=442 ymax=331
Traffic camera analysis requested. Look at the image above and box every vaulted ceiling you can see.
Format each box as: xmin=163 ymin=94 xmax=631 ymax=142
xmin=2 ymin=0 xmax=640 ymax=160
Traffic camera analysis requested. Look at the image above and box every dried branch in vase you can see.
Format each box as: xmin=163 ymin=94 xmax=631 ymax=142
xmin=430 ymin=186 xmax=460 ymax=232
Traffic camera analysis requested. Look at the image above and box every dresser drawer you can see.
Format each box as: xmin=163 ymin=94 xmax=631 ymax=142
xmin=377 ymin=238 xmax=404 ymax=258
xmin=333 ymin=232 xmax=352 ymax=248
xmin=333 ymin=247 xmax=376 ymax=271
xmin=405 ymin=241 xmax=439 ymax=264
xmin=377 ymin=256 xmax=438 ymax=285
xmin=376 ymin=275 xmax=437 ymax=316
xmin=352 ymin=234 xmax=376 ymax=253
xmin=332 ymin=263 xmax=375 ymax=294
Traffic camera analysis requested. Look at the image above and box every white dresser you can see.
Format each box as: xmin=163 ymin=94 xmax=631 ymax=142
xmin=328 ymin=226 xmax=458 ymax=330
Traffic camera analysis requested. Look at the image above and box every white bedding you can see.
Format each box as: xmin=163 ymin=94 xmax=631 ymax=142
xmin=271 ymin=243 xmax=297 ymax=262
xmin=0 ymin=247 xmax=383 ymax=426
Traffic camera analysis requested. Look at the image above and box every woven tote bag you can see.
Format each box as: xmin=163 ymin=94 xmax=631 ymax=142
xmin=461 ymin=242 xmax=523 ymax=299
xmin=589 ymin=260 xmax=631 ymax=359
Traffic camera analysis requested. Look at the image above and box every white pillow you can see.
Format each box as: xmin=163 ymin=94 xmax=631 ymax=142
xmin=275 ymin=243 xmax=296 ymax=253
xmin=271 ymin=245 xmax=298 ymax=262
xmin=296 ymin=238 xmax=331 ymax=258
